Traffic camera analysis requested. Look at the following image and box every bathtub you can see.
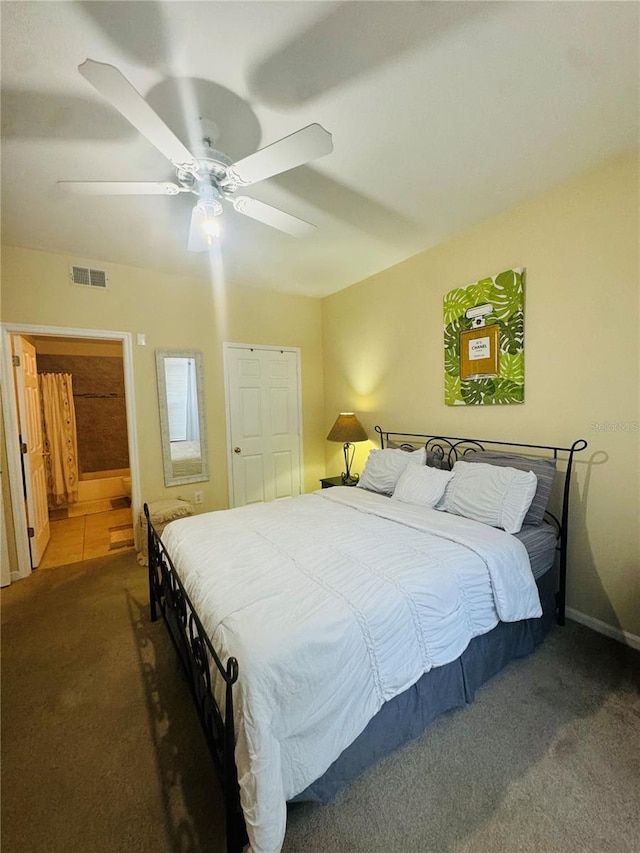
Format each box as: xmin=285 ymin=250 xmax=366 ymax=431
xmin=77 ymin=469 xmax=130 ymax=502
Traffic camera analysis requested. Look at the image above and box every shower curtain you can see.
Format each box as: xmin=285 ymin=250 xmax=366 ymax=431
xmin=39 ymin=373 xmax=80 ymax=507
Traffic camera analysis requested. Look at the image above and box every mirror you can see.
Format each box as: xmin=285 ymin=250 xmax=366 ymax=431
xmin=156 ymin=350 xmax=209 ymax=486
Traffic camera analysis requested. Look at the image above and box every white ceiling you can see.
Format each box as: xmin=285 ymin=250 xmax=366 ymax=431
xmin=1 ymin=1 xmax=638 ymax=297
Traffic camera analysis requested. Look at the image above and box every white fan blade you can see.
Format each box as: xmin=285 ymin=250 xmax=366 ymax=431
xmin=78 ymin=59 xmax=199 ymax=174
xmin=224 ymin=124 xmax=332 ymax=187
xmin=233 ymin=196 xmax=316 ymax=237
xmin=187 ymin=204 xmax=213 ymax=253
xmin=58 ymin=181 xmax=185 ymax=195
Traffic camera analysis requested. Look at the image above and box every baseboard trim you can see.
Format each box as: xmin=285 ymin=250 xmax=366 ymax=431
xmin=566 ymin=607 xmax=640 ymax=652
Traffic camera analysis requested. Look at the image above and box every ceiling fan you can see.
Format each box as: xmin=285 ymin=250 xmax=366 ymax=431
xmin=58 ymin=60 xmax=334 ymax=250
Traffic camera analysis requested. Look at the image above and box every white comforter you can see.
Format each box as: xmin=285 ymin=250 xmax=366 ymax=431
xmin=161 ymin=487 xmax=541 ymax=853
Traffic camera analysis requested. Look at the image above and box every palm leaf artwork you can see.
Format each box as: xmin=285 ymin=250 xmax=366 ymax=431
xmin=468 ymin=277 xmax=495 ymax=306
xmin=445 ymin=373 xmax=463 ymax=407
xmin=443 ymin=287 xmax=475 ymax=326
xmin=498 ymin=310 xmax=524 ymax=355
xmin=498 ymin=351 xmax=524 ymax=384
xmin=491 ymin=378 xmax=524 ymax=404
xmin=460 ymin=378 xmax=496 ymax=405
xmin=443 ymin=268 xmax=525 ymax=405
xmin=444 ymin=315 xmax=469 ymax=379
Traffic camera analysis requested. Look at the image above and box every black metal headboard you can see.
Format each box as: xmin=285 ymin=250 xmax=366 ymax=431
xmin=375 ymin=426 xmax=588 ymax=626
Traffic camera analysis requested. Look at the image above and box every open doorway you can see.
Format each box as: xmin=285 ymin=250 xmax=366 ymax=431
xmin=31 ymin=335 xmax=133 ymax=568
xmin=1 ymin=323 xmax=140 ymax=583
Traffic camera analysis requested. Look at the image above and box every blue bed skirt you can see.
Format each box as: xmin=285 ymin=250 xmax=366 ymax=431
xmin=291 ymin=568 xmax=556 ymax=804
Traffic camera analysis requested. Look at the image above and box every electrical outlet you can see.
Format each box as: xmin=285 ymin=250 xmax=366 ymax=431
xmin=194 ymin=491 xmax=203 ymax=505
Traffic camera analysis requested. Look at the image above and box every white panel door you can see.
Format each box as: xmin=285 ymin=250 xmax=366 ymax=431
xmin=226 ymin=346 xmax=302 ymax=507
xmin=12 ymin=336 xmax=50 ymax=567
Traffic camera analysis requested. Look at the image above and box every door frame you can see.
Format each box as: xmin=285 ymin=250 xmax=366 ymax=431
xmin=1 ymin=322 xmax=141 ymax=582
xmin=222 ymin=342 xmax=304 ymax=508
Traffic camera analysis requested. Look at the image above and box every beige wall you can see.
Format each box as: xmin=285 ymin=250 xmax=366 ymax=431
xmin=322 ymin=150 xmax=640 ymax=637
xmin=0 ymin=247 xmax=326 ymax=530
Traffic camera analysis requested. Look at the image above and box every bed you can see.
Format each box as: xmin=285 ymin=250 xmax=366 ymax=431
xmin=145 ymin=428 xmax=587 ymax=853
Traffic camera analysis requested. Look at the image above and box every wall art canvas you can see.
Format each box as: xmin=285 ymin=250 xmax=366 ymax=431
xmin=443 ymin=267 xmax=524 ymax=406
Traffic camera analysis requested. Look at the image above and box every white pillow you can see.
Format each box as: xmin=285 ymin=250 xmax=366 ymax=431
xmin=441 ymin=460 xmax=537 ymax=534
xmin=357 ymin=447 xmax=426 ymax=495
xmin=391 ymin=464 xmax=454 ymax=508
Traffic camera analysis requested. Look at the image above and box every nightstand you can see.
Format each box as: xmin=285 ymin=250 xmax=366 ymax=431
xmin=320 ymin=476 xmax=358 ymax=488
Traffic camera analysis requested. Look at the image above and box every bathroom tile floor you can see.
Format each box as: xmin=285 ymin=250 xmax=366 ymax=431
xmin=38 ymin=507 xmax=135 ymax=570
xmin=49 ymin=496 xmax=131 ymax=520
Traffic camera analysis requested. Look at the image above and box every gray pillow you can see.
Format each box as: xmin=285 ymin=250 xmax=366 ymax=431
xmin=386 ymin=440 xmax=445 ymax=470
xmin=386 ymin=439 xmax=425 ymax=453
xmin=425 ymin=449 xmax=446 ymax=470
xmin=463 ymin=451 xmax=557 ymax=526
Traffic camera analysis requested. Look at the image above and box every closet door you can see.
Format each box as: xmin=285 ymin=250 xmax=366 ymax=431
xmin=224 ymin=345 xmax=302 ymax=507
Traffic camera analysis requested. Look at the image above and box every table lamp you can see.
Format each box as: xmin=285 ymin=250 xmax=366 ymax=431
xmin=326 ymin=412 xmax=368 ymax=484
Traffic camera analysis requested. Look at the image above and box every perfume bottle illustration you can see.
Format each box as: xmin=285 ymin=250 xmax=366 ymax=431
xmin=459 ymin=303 xmax=500 ymax=381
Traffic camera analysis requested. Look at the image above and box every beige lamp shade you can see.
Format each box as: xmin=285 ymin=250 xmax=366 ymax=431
xmin=326 ymin=412 xmax=368 ymax=443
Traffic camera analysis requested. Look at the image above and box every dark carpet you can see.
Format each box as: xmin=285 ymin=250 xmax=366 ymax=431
xmin=1 ymin=552 xmax=638 ymax=853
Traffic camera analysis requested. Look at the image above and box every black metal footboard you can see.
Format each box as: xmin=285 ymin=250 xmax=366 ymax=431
xmin=144 ymin=504 xmax=248 ymax=853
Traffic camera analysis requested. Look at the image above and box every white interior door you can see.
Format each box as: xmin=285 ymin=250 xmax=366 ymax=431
xmin=225 ymin=345 xmax=302 ymax=507
xmin=12 ymin=336 xmax=50 ymax=567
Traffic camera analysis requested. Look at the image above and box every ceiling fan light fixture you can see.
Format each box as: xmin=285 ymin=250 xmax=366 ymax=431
xmin=203 ymin=218 xmax=221 ymax=240
xmin=196 ymin=199 xmax=223 ymax=219
xmin=195 ymin=199 xmax=223 ymax=242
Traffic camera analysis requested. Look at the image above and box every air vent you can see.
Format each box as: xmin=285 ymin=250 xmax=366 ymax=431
xmin=70 ymin=265 xmax=108 ymax=289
